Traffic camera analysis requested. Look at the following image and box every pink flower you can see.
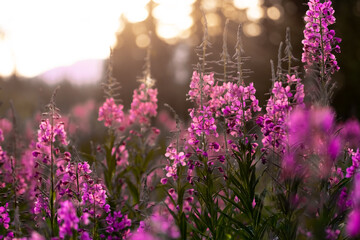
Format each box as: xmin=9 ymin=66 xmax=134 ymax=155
xmin=347 ymin=209 xmax=360 ymax=237
xmin=129 ymin=83 xmax=158 ymax=125
xmin=57 ymin=200 xmax=79 ymax=238
xmin=252 ymin=198 xmax=256 ymax=208
xmin=98 ymin=98 xmax=124 ymax=127
xmin=302 ymin=0 xmax=341 ymax=74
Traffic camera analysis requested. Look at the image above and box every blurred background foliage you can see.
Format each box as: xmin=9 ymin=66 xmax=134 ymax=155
xmin=0 ymin=0 xmax=359 ymax=136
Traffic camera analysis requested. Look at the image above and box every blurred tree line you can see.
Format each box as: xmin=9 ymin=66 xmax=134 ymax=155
xmin=0 ymin=0 xmax=359 ymax=125
xmin=111 ymin=0 xmax=360 ymax=121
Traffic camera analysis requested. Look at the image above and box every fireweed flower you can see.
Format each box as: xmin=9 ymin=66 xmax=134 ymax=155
xmin=57 ymin=200 xmax=79 ymax=238
xmin=130 ymin=232 xmax=158 ymax=240
xmin=58 ymin=160 xmax=94 ymax=198
xmin=285 ymin=107 xmax=341 ymax=178
xmin=14 ymin=232 xmax=46 ymax=240
xmin=220 ymin=82 xmax=261 ymax=138
xmin=33 ymin=194 xmax=50 ymax=217
xmin=337 ymin=187 xmax=352 ymax=212
xmin=98 ymin=98 xmax=124 ymax=128
xmin=149 ymin=214 xmax=180 ymax=238
xmin=188 ymin=106 xmax=218 ymax=144
xmin=258 ymin=75 xmax=304 ymax=156
xmin=112 ymin=143 xmax=129 ymax=167
xmin=0 ymin=119 xmax=13 ymax=140
xmin=131 ymin=213 xmax=179 ymax=239
xmin=80 ymin=182 xmax=109 ymax=215
xmin=347 ymin=174 xmax=360 ymax=237
xmin=188 ymin=71 xmax=262 ymax=145
xmin=37 ymin=119 xmax=68 ymax=147
xmin=339 ymin=119 xmax=360 ymax=148
xmin=325 ymin=228 xmax=340 ymax=240
xmin=329 ymin=166 xmax=344 ymax=186
xmin=32 ymin=115 xmax=71 ymax=225
xmin=18 ymin=149 xmax=38 ymax=196
xmin=302 ymin=0 xmax=341 ymax=83
xmin=0 ymin=146 xmax=12 ymax=187
xmin=0 ymin=203 xmax=10 ymax=229
xmin=129 ymin=83 xmax=158 ymax=125
xmin=346 ymin=149 xmax=360 ymax=178
xmin=164 ymin=143 xmax=186 ymax=179
xmin=188 ymin=71 xmax=215 ymax=105
xmin=105 ymin=211 xmax=132 ymax=238
xmin=32 ymin=119 xmax=68 ymax=159
xmin=164 ymin=71 xmax=261 ymax=184
xmin=164 ymin=71 xmax=221 ymax=183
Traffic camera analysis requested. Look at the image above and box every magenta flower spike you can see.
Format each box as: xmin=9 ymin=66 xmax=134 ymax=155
xmin=302 ymin=0 xmax=341 ymax=83
xmin=98 ymin=97 xmax=124 ymax=128
xmin=57 ymin=200 xmax=79 ymax=238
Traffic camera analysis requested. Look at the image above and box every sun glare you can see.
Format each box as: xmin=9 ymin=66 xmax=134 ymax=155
xmin=0 ymin=0 xmax=264 ymax=81
xmin=246 ymin=6 xmax=264 ymax=22
xmin=123 ymin=0 xmax=150 ymax=23
xmin=267 ymin=5 xmax=282 ymax=21
xmin=243 ymin=22 xmax=262 ymax=37
xmin=153 ymin=1 xmax=194 ymax=42
xmin=0 ymin=0 xmax=124 ymax=79
xmin=233 ymin=0 xmax=263 ymax=10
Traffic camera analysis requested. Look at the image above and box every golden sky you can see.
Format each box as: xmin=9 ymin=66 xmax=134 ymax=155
xmin=0 ymin=0 xmax=273 ymax=83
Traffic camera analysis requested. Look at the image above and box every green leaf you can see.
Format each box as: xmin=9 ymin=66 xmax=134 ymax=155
xmin=125 ymin=178 xmax=139 ymax=204
xmin=180 ymin=212 xmax=188 ymax=240
xmin=219 ymin=210 xmax=254 ymax=238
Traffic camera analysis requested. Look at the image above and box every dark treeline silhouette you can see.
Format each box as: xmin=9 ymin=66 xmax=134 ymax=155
xmin=0 ymin=0 xmax=359 ymax=124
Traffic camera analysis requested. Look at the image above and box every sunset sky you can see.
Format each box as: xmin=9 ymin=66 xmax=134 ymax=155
xmin=0 ymin=0 xmax=266 ymax=84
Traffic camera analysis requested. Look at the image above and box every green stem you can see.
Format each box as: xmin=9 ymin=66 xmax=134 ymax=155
xmin=50 ymin=110 xmax=56 ymax=237
xmin=319 ymin=15 xmax=326 ymax=88
xmin=92 ymin=193 xmax=97 ymax=239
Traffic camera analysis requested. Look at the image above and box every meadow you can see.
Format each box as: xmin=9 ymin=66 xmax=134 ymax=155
xmin=0 ymin=0 xmax=358 ymax=239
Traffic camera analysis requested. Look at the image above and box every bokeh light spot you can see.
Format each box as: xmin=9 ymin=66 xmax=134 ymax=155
xmin=246 ymin=6 xmax=264 ymax=21
xmin=124 ymin=7 xmax=148 ymax=23
xmin=153 ymin=1 xmax=194 ymax=41
xmin=267 ymin=6 xmax=281 ymax=20
xmin=156 ymin=23 xmax=179 ymax=40
xmin=136 ymin=34 xmax=151 ymax=48
xmin=202 ymin=0 xmax=218 ymax=12
xmin=243 ymin=22 xmax=262 ymax=37
xmin=233 ymin=0 xmax=262 ymax=10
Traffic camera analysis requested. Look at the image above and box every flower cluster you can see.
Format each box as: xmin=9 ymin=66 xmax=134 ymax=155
xmin=164 ymin=71 xmax=261 ymax=185
xmin=0 ymin=1 xmax=356 ymax=239
xmin=58 ymin=159 xmax=93 ymax=198
xmin=339 ymin=119 xmax=360 ymax=148
xmin=347 ymin=174 xmax=360 ymax=237
xmin=0 ymin=203 xmax=10 ymax=230
xmin=164 ymin=143 xmax=186 ymax=179
xmin=104 ymin=211 xmax=132 ymax=238
xmin=346 ymin=148 xmax=360 ymax=178
xmin=188 ymin=71 xmax=215 ymax=105
xmin=81 ymin=182 xmax=110 ymax=215
xmin=33 ymin=195 xmax=49 ymax=216
xmin=188 ymin=106 xmax=218 ymax=146
xmin=36 ymin=119 xmax=68 ymax=147
xmin=284 ymin=107 xmax=341 ymax=177
xmin=302 ymin=0 xmax=341 ymax=75
xmin=0 ymin=203 xmax=13 ymax=240
xmin=132 ymin=213 xmax=180 ymax=240
xmin=98 ymin=98 xmax=124 ymax=128
xmin=129 ymin=83 xmax=158 ymax=125
xmin=112 ymin=143 xmax=129 ymax=167
xmin=221 ymin=82 xmax=261 ymax=137
xmin=0 ymin=145 xmax=12 ymax=187
xmin=257 ymin=75 xmax=304 ymax=156
xmin=57 ymin=200 xmax=79 ymax=238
